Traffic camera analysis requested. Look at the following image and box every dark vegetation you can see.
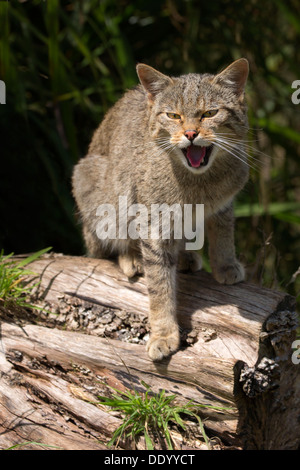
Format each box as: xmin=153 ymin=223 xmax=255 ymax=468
xmin=0 ymin=0 xmax=300 ymax=303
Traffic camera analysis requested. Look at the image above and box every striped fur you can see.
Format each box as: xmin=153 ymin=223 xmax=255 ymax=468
xmin=72 ymin=59 xmax=249 ymax=361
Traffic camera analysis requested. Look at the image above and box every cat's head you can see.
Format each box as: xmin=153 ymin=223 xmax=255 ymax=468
xmin=137 ymin=59 xmax=249 ymax=174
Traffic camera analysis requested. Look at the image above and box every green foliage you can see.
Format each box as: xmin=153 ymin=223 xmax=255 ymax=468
xmin=98 ymin=381 xmax=225 ymax=449
xmin=4 ymin=441 xmax=62 ymax=450
xmin=0 ymin=247 xmax=51 ymax=309
xmin=0 ymin=0 xmax=299 ymax=301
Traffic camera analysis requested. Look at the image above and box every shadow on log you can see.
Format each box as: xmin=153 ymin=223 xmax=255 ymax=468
xmin=0 ymin=254 xmax=299 ymax=450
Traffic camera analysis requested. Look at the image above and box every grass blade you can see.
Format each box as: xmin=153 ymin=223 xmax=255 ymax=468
xmin=144 ymin=430 xmax=154 ymax=450
xmin=16 ymin=247 xmax=52 ymax=268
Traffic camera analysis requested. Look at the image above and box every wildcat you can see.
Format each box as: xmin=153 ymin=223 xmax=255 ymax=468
xmin=72 ymin=59 xmax=249 ymax=361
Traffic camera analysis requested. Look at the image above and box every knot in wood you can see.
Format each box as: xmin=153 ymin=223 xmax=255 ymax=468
xmin=239 ymin=357 xmax=280 ymax=398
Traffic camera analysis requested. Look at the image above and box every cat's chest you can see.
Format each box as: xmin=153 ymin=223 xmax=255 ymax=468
xmin=139 ymin=170 xmax=232 ymax=217
xmin=133 ymin=150 xmax=247 ymax=216
xmin=171 ymin=181 xmax=232 ymax=217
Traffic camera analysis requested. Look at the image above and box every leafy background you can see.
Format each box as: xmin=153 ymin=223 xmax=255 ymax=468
xmin=0 ymin=0 xmax=299 ymax=303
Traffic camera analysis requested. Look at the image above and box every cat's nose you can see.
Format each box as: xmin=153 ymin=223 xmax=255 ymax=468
xmin=184 ymin=130 xmax=198 ymax=141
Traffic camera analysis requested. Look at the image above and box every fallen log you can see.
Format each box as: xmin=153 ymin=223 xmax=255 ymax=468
xmin=0 ymin=253 xmax=299 ymax=450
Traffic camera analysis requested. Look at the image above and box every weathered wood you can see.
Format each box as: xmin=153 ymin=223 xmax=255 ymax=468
xmin=0 ymin=351 xmax=118 ymax=450
xmin=0 ymin=254 xmax=299 ymax=450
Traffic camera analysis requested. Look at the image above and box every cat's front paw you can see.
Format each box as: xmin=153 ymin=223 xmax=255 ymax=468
xmin=146 ymin=331 xmax=180 ymax=361
xmin=213 ymin=261 xmax=245 ymax=285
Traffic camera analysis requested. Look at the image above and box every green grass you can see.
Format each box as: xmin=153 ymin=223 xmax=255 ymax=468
xmin=0 ymin=247 xmax=51 ymax=310
xmin=98 ymin=381 xmax=230 ymax=450
xmin=4 ymin=441 xmax=62 ymax=450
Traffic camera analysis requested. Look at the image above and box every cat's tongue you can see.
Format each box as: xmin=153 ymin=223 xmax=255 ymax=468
xmin=186 ymin=145 xmax=206 ymax=168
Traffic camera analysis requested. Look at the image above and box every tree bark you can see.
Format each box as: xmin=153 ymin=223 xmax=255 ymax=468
xmin=0 ymin=254 xmax=299 ymax=450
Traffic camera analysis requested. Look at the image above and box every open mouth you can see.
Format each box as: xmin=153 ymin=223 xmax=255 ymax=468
xmin=182 ymin=144 xmax=213 ymax=168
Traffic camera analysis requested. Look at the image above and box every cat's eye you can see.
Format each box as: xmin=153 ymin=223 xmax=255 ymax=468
xmin=166 ymin=112 xmax=181 ymax=120
xmin=202 ymin=109 xmax=219 ymax=118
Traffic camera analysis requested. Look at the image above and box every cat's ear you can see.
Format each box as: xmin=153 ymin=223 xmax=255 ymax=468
xmin=213 ymin=58 xmax=249 ymax=96
xmin=136 ymin=64 xmax=173 ymax=101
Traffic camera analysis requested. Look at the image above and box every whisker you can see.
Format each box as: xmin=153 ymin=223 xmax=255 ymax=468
xmin=224 ymin=141 xmax=272 ymax=166
xmin=146 ymin=139 xmax=178 ymax=161
xmin=149 ymin=134 xmax=271 ymax=172
xmin=215 ymin=141 xmax=262 ymax=170
xmin=213 ymin=140 xmax=260 ymax=172
xmin=213 ymin=136 xmax=267 ymax=167
xmin=147 ymin=137 xmax=171 ymax=145
xmin=216 ymin=133 xmax=261 ymax=144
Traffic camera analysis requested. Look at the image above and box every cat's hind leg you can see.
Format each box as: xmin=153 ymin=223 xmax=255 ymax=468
xmin=177 ymin=250 xmax=202 ymax=273
xmin=118 ymin=252 xmax=144 ymax=278
xmin=118 ymin=243 xmax=144 ymax=278
xmin=83 ymin=225 xmax=108 ymax=258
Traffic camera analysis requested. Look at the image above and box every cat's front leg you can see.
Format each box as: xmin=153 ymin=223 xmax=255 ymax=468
xmin=141 ymin=239 xmax=180 ymax=361
xmin=207 ymin=204 xmax=245 ymax=285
